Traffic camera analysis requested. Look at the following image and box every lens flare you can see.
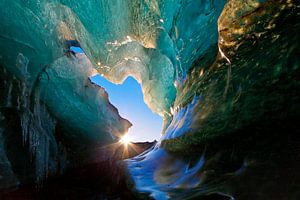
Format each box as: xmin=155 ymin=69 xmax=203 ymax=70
xmin=119 ymin=134 xmax=132 ymax=146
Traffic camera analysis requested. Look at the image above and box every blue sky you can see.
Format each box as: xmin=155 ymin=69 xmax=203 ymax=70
xmin=90 ymin=75 xmax=163 ymax=142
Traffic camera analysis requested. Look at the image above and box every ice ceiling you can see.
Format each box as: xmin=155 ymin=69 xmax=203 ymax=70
xmin=0 ymin=0 xmax=224 ymax=117
xmin=0 ymin=0 xmax=227 ymax=145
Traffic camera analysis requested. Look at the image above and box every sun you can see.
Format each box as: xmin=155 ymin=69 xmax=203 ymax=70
xmin=119 ymin=134 xmax=132 ymax=146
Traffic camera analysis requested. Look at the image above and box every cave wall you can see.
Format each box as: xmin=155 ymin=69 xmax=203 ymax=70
xmin=163 ymin=0 xmax=300 ymax=149
xmin=127 ymin=1 xmax=300 ymax=199
xmin=0 ymin=65 xmax=58 ymax=189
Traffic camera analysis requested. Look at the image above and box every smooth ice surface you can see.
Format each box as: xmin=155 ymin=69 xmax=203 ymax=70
xmin=90 ymin=75 xmax=163 ymax=142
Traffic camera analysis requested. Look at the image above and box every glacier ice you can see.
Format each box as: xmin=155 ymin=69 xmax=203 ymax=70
xmin=0 ymin=1 xmax=226 ymax=181
xmin=39 ymin=53 xmax=131 ymax=143
xmin=0 ymin=0 xmax=299 ymax=199
xmin=0 ymin=0 xmax=225 ymax=117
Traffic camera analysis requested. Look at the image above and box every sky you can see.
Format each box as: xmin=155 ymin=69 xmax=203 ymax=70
xmin=90 ymin=75 xmax=163 ymax=142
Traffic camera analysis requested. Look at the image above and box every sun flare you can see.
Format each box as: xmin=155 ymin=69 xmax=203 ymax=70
xmin=119 ymin=134 xmax=132 ymax=146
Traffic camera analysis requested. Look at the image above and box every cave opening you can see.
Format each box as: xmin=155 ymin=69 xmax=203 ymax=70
xmin=90 ymin=74 xmax=163 ymax=142
xmin=70 ymin=46 xmax=163 ymax=142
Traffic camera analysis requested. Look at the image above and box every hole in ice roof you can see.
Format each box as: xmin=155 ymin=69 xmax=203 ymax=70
xmin=70 ymin=46 xmax=84 ymax=54
xmin=65 ymin=40 xmax=84 ymax=55
xmin=90 ymin=74 xmax=163 ymax=142
xmin=65 ymin=39 xmax=81 ymax=48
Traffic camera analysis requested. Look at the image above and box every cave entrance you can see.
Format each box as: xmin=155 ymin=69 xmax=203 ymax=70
xmin=69 ymin=45 xmax=162 ymax=142
xmin=90 ymin=75 xmax=163 ymax=142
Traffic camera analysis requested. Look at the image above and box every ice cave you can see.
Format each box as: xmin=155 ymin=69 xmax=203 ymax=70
xmin=0 ymin=0 xmax=299 ymax=199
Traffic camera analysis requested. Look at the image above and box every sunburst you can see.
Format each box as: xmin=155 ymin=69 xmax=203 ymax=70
xmin=119 ymin=134 xmax=132 ymax=146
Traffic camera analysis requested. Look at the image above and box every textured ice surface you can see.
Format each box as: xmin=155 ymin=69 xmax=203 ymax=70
xmin=39 ymin=53 xmax=131 ymax=142
xmin=0 ymin=0 xmax=225 ymax=117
